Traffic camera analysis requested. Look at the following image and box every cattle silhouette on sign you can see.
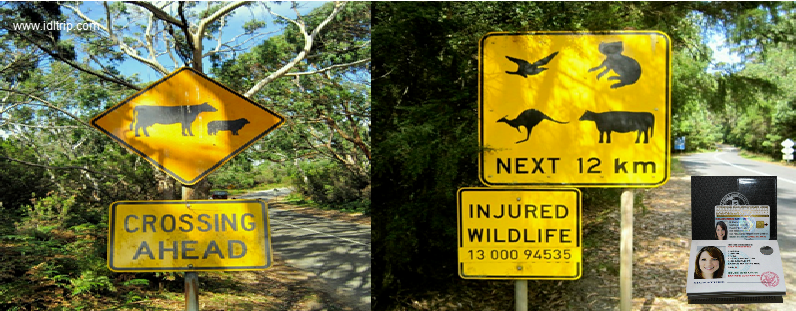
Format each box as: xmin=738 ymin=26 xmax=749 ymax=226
xmin=497 ymin=109 xmax=568 ymax=144
xmin=208 ymin=118 xmax=250 ymax=135
xmin=578 ymin=110 xmax=654 ymax=144
xmin=588 ymin=41 xmax=642 ymax=89
xmin=130 ymin=102 xmax=218 ymax=137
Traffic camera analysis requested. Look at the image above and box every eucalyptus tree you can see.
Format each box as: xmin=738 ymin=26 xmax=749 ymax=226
xmin=1 ymin=1 xmax=371 ymax=200
xmin=212 ymin=2 xmax=371 ymax=204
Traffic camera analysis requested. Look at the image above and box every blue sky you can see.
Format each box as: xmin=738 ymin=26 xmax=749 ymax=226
xmin=706 ymin=29 xmax=742 ymax=73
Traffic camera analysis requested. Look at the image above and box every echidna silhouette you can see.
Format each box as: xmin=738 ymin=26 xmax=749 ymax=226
xmin=504 ymin=52 xmax=559 ymax=78
xmin=588 ymin=41 xmax=641 ymax=89
xmin=497 ymin=109 xmax=568 ymax=144
xmin=578 ymin=110 xmax=654 ymax=144
xmin=130 ymin=102 xmax=218 ymax=137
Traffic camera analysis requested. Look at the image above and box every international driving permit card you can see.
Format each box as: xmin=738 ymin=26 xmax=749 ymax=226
xmin=686 ymin=240 xmax=785 ymax=297
xmin=715 ymin=205 xmax=770 ymax=240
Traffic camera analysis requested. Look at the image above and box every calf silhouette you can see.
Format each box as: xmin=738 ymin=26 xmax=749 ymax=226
xmin=579 ymin=110 xmax=654 ymax=144
xmin=497 ymin=109 xmax=568 ymax=144
xmin=207 ymin=118 xmax=250 ymax=135
xmin=130 ymin=102 xmax=218 ymax=137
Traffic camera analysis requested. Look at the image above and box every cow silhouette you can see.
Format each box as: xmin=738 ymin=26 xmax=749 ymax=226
xmin=130 ymin=102 xmax=218 ymax=137
xmin=497 ymin=109 xmax=568 ymax=144
xmin=207 ymin=118 xmax=250 ymax=135
xmin=579 ymin=110 xmax=654 ymax=144
xmin=588 ymin=41 xmax=641 ymax=89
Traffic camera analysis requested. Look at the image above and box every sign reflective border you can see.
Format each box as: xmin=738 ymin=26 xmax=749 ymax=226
xmin=458 ymin=188 xmax=581 ymax=280
xmin=479 ymin=31 xmax=670 ymax=187
xmin=108 ymin=200 xmax=271 ymax=272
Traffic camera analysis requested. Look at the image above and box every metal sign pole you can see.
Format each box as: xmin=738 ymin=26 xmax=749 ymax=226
xmin=620 ymin=189 xmax=634 ymax=311
xmin=183 ymin=184 xmax=199 ymax=311
xmin=185 ymin=271 xmax=199 ymax=310
xmin=515 ymin=280 xmax=527 ymax=311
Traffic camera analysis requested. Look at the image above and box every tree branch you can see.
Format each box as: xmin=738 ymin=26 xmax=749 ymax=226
xmin=177 ymin=1 xmax=197 ymax=69
xmin=0 ymin=87 xmax=93 ymax=128
xmin=125 ymin=1 xmax=185 ymax=27
xmin=190 ymin=1 xmax=250 ymax=72
xmin=244 ymin=1 xmax=347 ymax=97
xmin=197 ymin=1 xmax=250 ymax=36
xmin=6 ymin=30 xmax=141 ymax=91
xmin=0 ymin=155 xmax=121 ymax=180
xmin=284 ymin=58 xmax=371 ymax=77
xmin=63 ymin=3 xmax=168 ymax=74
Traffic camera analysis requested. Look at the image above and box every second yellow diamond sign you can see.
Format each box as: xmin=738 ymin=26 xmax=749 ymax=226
xmin=91 ymin=67 xmax=284 ymax=185
xmin=480 ymin=31 xmax=670 ymax=187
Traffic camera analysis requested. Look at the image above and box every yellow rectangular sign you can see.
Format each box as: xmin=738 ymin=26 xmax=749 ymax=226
xmin=479 ymin=31 xmax=670 ymax=187
xmin=458 ymin=188 xmax=581 ymax=279
xmin=108 ymin=200 xmax=271 ymax=272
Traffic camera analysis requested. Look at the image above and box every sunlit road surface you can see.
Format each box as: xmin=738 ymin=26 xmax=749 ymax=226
xmin=237 ymin=188 xmax=371 ymax=310
xmin=680 ymin=147 xmax=795 ymax=308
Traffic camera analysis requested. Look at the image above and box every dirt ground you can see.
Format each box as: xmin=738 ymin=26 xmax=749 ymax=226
xmin=388 ymin=160 xmax=783 ymax=310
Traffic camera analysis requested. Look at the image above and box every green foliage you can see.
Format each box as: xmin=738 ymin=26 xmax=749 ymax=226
xmin=68 ymin=270 xmax=115 ymax=296
xmin=211 ymin=1 xmax=371 ymax=212
xmin=243 ymin=20 xmax=266 ymax=33
xmin=290 ymin=159 xmax=370 ymax=213
xmin=0 ymin=193 xmax=115 ymax=309
xmin=0 ymin=141 xmax=50 ymax=220
xmin=208 ymin=156 xmax=293 ymax=191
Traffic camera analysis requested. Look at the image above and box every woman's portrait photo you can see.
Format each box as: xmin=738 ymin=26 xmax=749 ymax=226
xmin=715 ymin=221 xmax=728 ymax=240
xmin=694 ymin=246 xmax=725 ymax=279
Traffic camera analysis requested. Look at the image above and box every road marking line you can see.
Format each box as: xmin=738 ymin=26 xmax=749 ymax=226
xmin=713 ymin=152 xmax=796 ymax=185
xmin=270 ymin=218 xmax=370 ymax=247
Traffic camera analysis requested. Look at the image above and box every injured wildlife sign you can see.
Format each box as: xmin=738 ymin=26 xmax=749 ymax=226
xmin=108 ymin=200 xmax=272 ymax=272
xmin=479 ymin=31 xmax=671 ymax=187
xmin=91 ymin=67 xmax=284 ymax=185
xmin=458 ymin=188 xmax=582 ymax=279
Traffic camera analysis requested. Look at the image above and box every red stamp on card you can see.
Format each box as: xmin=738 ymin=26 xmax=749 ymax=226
xmin=761 ymin=271 xmax=780 ymax=288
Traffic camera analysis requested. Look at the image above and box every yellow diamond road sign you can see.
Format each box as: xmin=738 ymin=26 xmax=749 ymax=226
xmin=91 ymin=67 xmax=284 ymax=185
xmin=480 ymin=31 xmax=670 ymax=187
xmin=458 ymin=188 xmax=582 ymax=279
xmin=108 ymin=200 xmax=271 ymax=272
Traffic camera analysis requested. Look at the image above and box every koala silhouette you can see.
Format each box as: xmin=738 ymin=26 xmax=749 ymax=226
xmin=588 ymin=41 xmax=641 ymax=89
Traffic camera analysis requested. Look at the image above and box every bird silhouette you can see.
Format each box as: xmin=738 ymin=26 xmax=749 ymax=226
xmin=505 ymin=52 xmax=560 ymax=78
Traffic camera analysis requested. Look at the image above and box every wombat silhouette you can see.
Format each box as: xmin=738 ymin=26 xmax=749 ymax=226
xmin=588 ymin=41 xmax=641 ymax=89
xmin=497 ymin=109 xmax=568 ymax=144
xmin=207 ymin=118 xmax=250 ymax=135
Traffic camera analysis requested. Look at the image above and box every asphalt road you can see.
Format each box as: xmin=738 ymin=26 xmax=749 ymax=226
xmin=236 ymin=188 xmax=371 ymax=311
xmin=680 ymin=147 xmax=796 ymax=308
